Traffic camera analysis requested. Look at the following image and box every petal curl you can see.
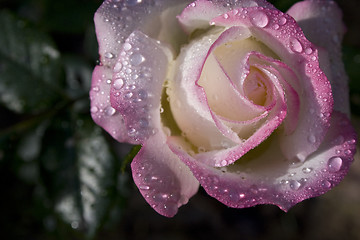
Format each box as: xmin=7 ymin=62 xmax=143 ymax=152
xmin=169 ymin=111 xmax=356 ymax=211
xmin=132 ymin=133 xmax=199 ymax=217
xmin=110 ymin=31 xmax=172 ymax=143
xmin=94 ymin=0 xmax=192 ymax=67
xmin=178 ymin=0 xmax=276 ymax=34
xmin=212 ymin=7 xmax=333 ymax=162
xmin=90 ymin=65 xmax=136 ymax=144
xmin=287 ymin=0 xmax=349 ymax=115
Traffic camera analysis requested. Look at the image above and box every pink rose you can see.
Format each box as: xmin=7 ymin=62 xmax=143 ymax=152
xmin=90 ymin=0 xmax=357 ymax=217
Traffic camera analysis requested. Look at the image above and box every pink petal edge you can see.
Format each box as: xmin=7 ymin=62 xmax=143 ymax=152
xmin=110 ymin=31 xmax=171 ymax=143
xmin=90 ymin=65 xmax=137 ymax=144
xmin=212 ymin=7 xmax=333 ymax=162
xmin=169 ymin=111 xmax=356 ymax=211
xmin=132 ymin=133 xmax=199 ymax=217
xmin=287 ymin=0 xmax=350 ymax=115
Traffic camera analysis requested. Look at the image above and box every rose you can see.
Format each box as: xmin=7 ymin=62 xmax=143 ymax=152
xmin=90 ymin=0 xmax=357 ymax=217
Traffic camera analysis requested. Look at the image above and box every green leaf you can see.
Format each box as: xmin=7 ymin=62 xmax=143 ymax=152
xmin=0 ymin=10 xmax=64 ymax=114
xmin=39 ymin=113 xmax=121 ymax=238
xmin=63 ymin=54 xmax=93 ymax=98
xmin=121 ymin=145 xmax=141 ymax=173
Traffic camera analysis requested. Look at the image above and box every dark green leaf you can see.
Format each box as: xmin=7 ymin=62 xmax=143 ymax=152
xmin=63 ymin=54 xmax=92 ymax=98
xmin=39 ymin=113 xmax=120 ymax=238
xmin=121 ymin=145 xmax=141 ymax=173
xmin=0 ymin=10 xmax=64 ymax=114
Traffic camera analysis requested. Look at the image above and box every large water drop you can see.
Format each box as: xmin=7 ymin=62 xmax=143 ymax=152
xmin=250 ymin=11 xmax=269 ymax=28
xmin=327 ymin=156 xmax=343 ymax=172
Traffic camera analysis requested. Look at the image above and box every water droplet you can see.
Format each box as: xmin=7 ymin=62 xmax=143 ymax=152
xmin=126 ymin=0 xmax=142 ymax=6
xmin=250 ymin=11 xmax=269 ymax=28
xmin=239 ymin=193 xmax=245 ymax=198
xmin=106 ymin=79 xmax=112 ymax=84
xmin=90 ymin=106 xmax=98 ymax=113
xmin=290 ymin=38 xmax=303 ymax=53
xmin=223 ymin=13 xmax=229 ymax=19
xmin=308 ymin=135 xmax=316 ymax=143
xmin=114 ymin=62 xmax=123 ymax=72
xmin=92 ymin=86 xmax=99 ymax=92
xmin=302 ymin=167 xmax=312 ymax=173
xmin=328 ymin=156 xmax=343 ymax=172
xmin=139 ymin=185 xmax=150 ymax=190
xmin=104 ymin=52 xmax=114 ymax=59
xmin=130 ymin=53 xmax=145 ymax=66
xmin=123 ymin=42 xmax=132 ymax=51
xmin=113 ymin=78 xmax=124 ymax=90
xmin=278 ymin=16 xmax=287 ymax=25
xmin=125 ymin=91 xmax=133 ymax=99
xmin=273 ymin=24 xmax=279 ymax=30
xmin=345 ymin=149 xmax=352 ymax=155
xmin=128 ymin=128 xmax=136 ymax=135
xmin=305 ymin=47 xmax=313 ymax=55
xmin=321 ymin=180 xmax=331 ymax=188
xmin=289 ymin=180 xmax=301 ymax=190
xmin=221 ymin=160 xmax=227 ymax=166
xmin=105 ymin=106 xmax=116 ymax=116
xmin=159 ymin=107 xmax=164 ymax=113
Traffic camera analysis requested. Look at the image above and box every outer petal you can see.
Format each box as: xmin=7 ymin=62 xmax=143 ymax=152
xmin=212 ymin=7 xmax=333 ymax=162
xmin=90 ymin=65 xmax=137 ymax=144
xmin=132 ymin=132 xmax=199 ymax=217
xmin=110 ymin=31 xmax=172 ymax=143
xmin=94 ymin=0 xmax=192 ymax=67
xmin=169 ymin=111 xmax=356 ymax=211
xmin=287 ymin=0 xmax=349 ymax=115
xmin=178 ymin=0 xmax=276 ymax=33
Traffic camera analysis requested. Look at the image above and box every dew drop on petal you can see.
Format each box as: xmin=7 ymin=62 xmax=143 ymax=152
xmin=302 ymin=167 xmax=312 ymax=174
xmin=114 ymin=62 xmax=123 ymax=72
xmin=113 ymin=78 xmax=124 ymax=90
xmin=290 ymin=38 xmax=303 ymax=53
xmin=130 ymin=53 xmax=145 ymax=66
xmin=250 ymin=11 xmax=269 ymax=28
xmin=307 ymin=135 xmax=316 ymax=143
xmin=278 ymin=16 xmax=287 ymax=25
xmin=289 ymin=180 xmax=301 ymax=190
xmin=221 ymin=160 xmax=227 ymax=166
xmin=90 ymin=106 xmax=98 ymax=113
xmin=305 ymin=47 xmax=313 ymax=55
xmin=321 ymin=180 xmax=331 ymax=188
xmin=104 ymin=52 xmax=114 ymax=59
xmin=92 ymin=86 xmax=99 ymax=92
xmin=273 ymin=24 xmax=279 ymax=30
xmin=123 ymin=42 xmax=132 ymax=51
xmin=139 ymin=185 xmax=150 ymax=190
xmin=327 ymin=156 xmax=343 ymax=172
xmin=105 ymin=106 xmax=116 ymax=116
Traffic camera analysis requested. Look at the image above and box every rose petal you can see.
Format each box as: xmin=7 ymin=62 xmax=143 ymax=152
xmin=178 ymin=0 xmax=275 ymax=34
xmin=212 ymin=7 xmax=333 ymax=162
xmin=90 ymin=65 xmax=137 ymax=144
xmin=169 ymin=111 xmax=356 ymax=211
xmin=169 ymin=29 xmax=240 ymax=151
xmin=110 ymin=31 xmax=172 ymax=143
xmin=94 ymin=0 xmax=192 ymax=67
xmin=132 ymin=133 xmax=199 ymax=217
xmin=287 ymin=0 xmax=349 ymax=115
xmin=193 ymin=60 xmax=288 ymax=167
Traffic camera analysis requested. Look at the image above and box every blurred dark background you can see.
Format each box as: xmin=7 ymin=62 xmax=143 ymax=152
xmin=0 ymin=0 xmax=359 ymax=239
